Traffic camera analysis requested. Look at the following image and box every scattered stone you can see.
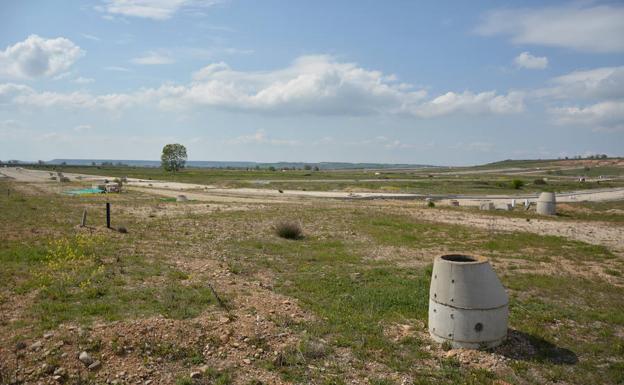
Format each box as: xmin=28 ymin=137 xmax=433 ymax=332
xmin=198 ymin=365 xmax=210 ymax=374
xmin=88 ymin=360 xmax=101 ymax=370
xmin=44 ymin=332 xmax=54 ymax=339
xmin=53 ymin=367 xmax=65 ymax=376
xmin=79 ymin=351 xmax=94 ymax=366
xmin=15 ymin=341 xmax=27 ymax=351
xmin=30 ymin=341 xmax=43 ymax=350
xmin=242 ymin=358 xmax=251 ymax=365
xmin=190 ymin=371 xmax=201 ymax=379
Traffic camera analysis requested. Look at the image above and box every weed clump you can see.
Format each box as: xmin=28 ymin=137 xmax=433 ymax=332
xmin=275 ymin=221 xmax=303 ymax=240
xmin=427 ymin=201 xmax=435 ymax=208
xmin=511 ymin=179 xmax=525 ymax=189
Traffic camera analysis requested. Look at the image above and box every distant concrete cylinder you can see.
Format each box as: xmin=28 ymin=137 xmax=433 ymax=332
xmin=428 ymin=254 xmax=508 ymax=349
xmin=536 ymin=192 xmax=556 ymax=215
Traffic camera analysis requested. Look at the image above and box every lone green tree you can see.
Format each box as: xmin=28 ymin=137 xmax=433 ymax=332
xmin=161 ymin=143 xmax=188 ymax=173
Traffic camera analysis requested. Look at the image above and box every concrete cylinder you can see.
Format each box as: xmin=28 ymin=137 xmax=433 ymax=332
xmin=428 ymin=254 xmax=508 ymax=349
xmin=536 ymin=192 xmax=556 ymax=215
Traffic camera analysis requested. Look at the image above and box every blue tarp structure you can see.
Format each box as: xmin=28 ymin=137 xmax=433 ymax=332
xmin=64 ymin=188 xmax=104 ymax=196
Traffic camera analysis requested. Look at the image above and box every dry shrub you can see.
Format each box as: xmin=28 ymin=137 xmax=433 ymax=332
xmin=275 ymin=221 xmax=303 ymax=240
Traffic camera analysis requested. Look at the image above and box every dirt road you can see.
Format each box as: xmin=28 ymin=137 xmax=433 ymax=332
xmin=2 ymin=167 xmax=624 ymax=205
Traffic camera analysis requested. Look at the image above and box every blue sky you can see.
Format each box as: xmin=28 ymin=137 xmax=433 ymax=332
xmin=1 ymin=1 xmax=623 ymax=165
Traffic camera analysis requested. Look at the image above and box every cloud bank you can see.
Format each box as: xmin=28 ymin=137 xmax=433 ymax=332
xmin=0 ymin=55 xmax=524 ymax=118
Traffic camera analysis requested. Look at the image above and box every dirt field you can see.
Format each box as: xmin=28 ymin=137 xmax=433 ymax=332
xmin=1 ymin=167 xmax=623 ymax=385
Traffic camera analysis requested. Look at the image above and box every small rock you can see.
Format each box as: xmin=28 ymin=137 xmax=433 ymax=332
xmin=190 ymin=371 xmax=201 ymax=379
xmin=243 ymin=358 xmax=251 ymax=365
xmin=44 ymin=332 xmax=54 ymax=339
xmin=88 ymin=360 xmax=101 ymax=370
xmin=30 ymin=341 xmax=43 ymax=350
xmin=79 ymin=351 xmax=94 ymax=366
xmin=144 ymin=381 xmax=152 ymax=385
xmin=15 ymin=341 xmax=27 ymax=351
xmin=198 ymin=365 xmax=210 ymax=374
xmin=53 ymin=375 xmax=63 ymax=382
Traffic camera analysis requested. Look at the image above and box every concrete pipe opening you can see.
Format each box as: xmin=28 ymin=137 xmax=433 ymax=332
xmin=441 ymin=254 xmax=479 ymax=263
xmin=428 ymin=254 xmax=509 ymax=349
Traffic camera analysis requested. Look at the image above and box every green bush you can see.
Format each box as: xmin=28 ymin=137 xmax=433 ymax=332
xmin=511 ymin=179 xmax=525 ymax=189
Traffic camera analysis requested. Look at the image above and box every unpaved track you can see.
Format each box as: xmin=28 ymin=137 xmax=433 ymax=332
xmin=3 ymin=167 xmax=624 ymax=204
xmin=401 ymin=206 xmax=624 ymax=252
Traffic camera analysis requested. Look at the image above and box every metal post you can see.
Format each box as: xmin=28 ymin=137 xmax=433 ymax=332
xmin=106 ymin=202 xmax=111 ymax=228
xmin=81 ymin=209 xmax=88 ymax=227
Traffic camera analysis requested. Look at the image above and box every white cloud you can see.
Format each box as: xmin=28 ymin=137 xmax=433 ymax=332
xmin=550 ymin=100 xmax=624 ymax=132
xmin=181 ymin=55 xmax=426 ymax=115
xmin=0 ymin=83 xmax=33 ymax=105
xmin=476 ymin=4 xmax=624 ymax=53
xmin=0 ymin=55 xmax=524 ymax=119
xmin=53 ymin=72 xmax=72 ymax=80
xmin=131 ymin=51 xmax=174 ymax=65
xmin=104 ymin=66 xmax=132 ymax=72
xmin=73 ymin=76 xmax=95 ymax=84
xmin=451 ymin=141 xmax=495 ymax=153
xmin=0 ymin=35 xmax=84 ymax=79
xmin=0 ymin=82 xmax=160 ymax=110
xmin=73 ymin=124 xmax=94 ymax=132
xmin=81 ymin=33 xmax=101 ymax=42
xmin=540 ymin=66 xmax=624 ymax=100
xmin=542 ymin=66 xmax=624 ymax=132
xmin=178 ymin=55 xmax=521 ymax=117
xmin=513 ymin=52 xmax=548 ymax=70
xmin=412 ymin=91 xmax=524 ymax=118
xmin=228 ymin=129 xmax=300 ymax=146
xmin=347 ymin=136 xmax=427 ymax=150
xmin=97 ymin=0 xmax=221 ymax=20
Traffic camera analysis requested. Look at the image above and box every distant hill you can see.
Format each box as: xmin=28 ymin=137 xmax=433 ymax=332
xmin=45 ymin=159 xmax=436 ymax=170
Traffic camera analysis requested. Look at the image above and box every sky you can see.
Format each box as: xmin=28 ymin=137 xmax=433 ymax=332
xmin=1 ymin=1 xmax=623 ymax=166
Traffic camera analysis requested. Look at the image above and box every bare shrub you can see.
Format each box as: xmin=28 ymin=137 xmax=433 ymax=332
xmin=275 ymin=221 xmax=303 ymax=240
